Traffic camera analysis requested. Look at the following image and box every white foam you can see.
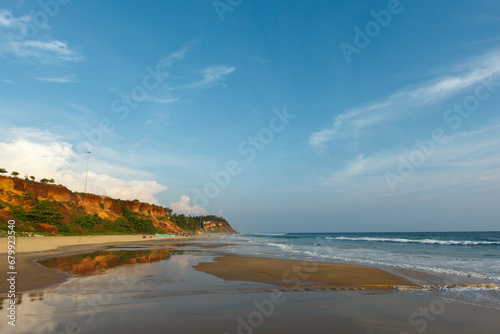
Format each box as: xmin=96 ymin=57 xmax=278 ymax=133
xmin=328 ymin=236 xmax=500 ymax=246
xmin=227 ymin=235 xmax=500 ymax=283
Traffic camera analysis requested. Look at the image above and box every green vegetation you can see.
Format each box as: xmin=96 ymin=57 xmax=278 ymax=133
xmin=0 ymin=175 xmax=235 ymax=236
xmin=73 ymin=214 xmax=101 ymax=231
xmin=10 ymin=200 xmax=72 ymax=232
xmin=0 ymin=168 xmax=7 ymax=174
xmin=121 ymin=206 xmax=161 ymax=234
xmin=12 ymin=201 xmax=64 ymax=226
xmin=169 ymin=214 xmax=230 ymax=232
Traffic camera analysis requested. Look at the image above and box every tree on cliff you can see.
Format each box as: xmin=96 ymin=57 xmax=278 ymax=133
xmin=40 ymin=178 xmax=50 ymax=184
xmin=11 ymin=171 xmax=19 ymax=178
xmin=29 ymin=176 xmax=35 ymax=181
xmin=0 ymin=168 xmax=6 ymax=174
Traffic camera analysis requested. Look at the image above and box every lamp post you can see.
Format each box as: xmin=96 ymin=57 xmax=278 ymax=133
xmin=84 ymin=151 xmax=91 ymax=193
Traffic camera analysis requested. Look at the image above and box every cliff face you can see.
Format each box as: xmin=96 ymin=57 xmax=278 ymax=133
xmin=203 ymin=221 xmax=237 ymax=233
xmin=0 ymin=176 xmax=226 ymax=234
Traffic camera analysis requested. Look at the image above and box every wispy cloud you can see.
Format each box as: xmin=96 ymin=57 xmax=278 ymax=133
xmin=146 ymin=96 xmax=179 ymax=104
xmin=0 ymin=9 xmax=81 ymax=81
xmin=158 ymin=47 xmax=189 ymax=68
xmin=0 ymin=10 xmax=81 ymax=61
xmin=309 ymin=51 xmax=500 ymax=149
xmin=146 ymin=45 xmax=236 ymax=103
xmin=0 ymin=10 xmax=29 ymax=28
xmin=6 ymin=38 xmax=82 ymax=63
xmin=185 ymin=65 xmax=236 ymax=89
xmin=0 ymin=78 xmax=12 ymax=83
xmin=36 ymin=73 xmax=77 ymax=83
xmin=327 ymin=121 xmax=500 ymax=198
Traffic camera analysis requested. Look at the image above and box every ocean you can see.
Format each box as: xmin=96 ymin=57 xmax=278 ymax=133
xmin=224 ymin=231 xmax=500 ymax=308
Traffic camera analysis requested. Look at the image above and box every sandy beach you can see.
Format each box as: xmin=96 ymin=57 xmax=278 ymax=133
xmin=1 ymin=236 xmax=499 ymax=334
xmin=0 ymin=235 xmax=162 ymax=253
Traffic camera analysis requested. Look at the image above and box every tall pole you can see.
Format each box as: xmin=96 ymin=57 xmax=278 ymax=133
xmin=84 ymin=151 xmax=91 ymax=193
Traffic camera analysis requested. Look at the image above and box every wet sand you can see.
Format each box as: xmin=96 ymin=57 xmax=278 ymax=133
xmin=0 ymin=235 xmax=187 ymax=293
xmin=194 ymin=254 xmax=416 ymax=289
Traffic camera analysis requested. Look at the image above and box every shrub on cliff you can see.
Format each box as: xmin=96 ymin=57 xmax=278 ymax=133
xmin=108 ymin=217 xmax=134 ymax=233
xmin=73 ymin=214 xmax=102 ymax=231
xmin=12 ymin=200 xmax=65 ymax=230
xmin=121 ymin=206 xmax=160 ymax=234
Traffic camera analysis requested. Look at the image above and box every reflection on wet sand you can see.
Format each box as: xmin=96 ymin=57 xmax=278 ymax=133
xmin=37 ymin=248 xmax=182 ymax=276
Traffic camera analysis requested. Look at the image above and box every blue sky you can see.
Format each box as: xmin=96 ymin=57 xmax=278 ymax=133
xmin=1 ymin=0 xmax=499 ymax=232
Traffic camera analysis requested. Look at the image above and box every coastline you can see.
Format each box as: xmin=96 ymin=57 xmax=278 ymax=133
xmin=0 ymin=235 xmax=417 ymax=294
xmin=1 ymin=236 xmax=499 ymax=333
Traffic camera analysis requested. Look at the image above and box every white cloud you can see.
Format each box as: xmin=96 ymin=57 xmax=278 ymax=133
xmin=23 ymin=40 xmax=74 ymax=55
xmin=0 ymin=128 xmax=167 ymax=204
xmin=326 ymin=121 xmax=500 ymax=197
xmin=158 ymin=47 xmax=189 ymax=68
xmin=36 ymin=73 xmax=76 ymax=83
xmin=309 ymin=51 xmax=500 ymax=149
xmin=170 ymin=195 xmax=207 ymax=215
xmin=6 ymin=38 xmax=81 ymax=62
xmin=145 ymin=96 xmax=179 ymax=104
xmin=0 ymin=9 xmax=81 ymax=80
xmin=185 ymin=65 xmax=236 ymax=89
xmin=138 ymin=45 xmax=235 ymax=104
xmin=0 ymin=10 xmax=29 ymax=28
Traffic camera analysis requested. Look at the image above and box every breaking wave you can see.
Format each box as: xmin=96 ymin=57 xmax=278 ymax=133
xmin=328 ymin=236 xmax=500 ymax=246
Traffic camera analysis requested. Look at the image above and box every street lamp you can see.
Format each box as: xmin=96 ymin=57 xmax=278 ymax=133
xmin=84 ymin=151 xmax=91 ymax=193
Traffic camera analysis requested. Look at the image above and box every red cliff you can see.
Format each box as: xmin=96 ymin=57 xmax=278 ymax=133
xmin=0 ymin=176 xmax=184 ymax=234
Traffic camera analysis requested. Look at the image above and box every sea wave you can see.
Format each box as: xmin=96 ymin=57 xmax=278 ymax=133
xmin=301 ymin=250 xmax=500 ymax=282
xmin=256 ymin=242 xmax=500 ymax=282
xmin=327 ymin=236 xmax=500 ymax=246
xmin=397 ymin=284 xmax=500 ymax=291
